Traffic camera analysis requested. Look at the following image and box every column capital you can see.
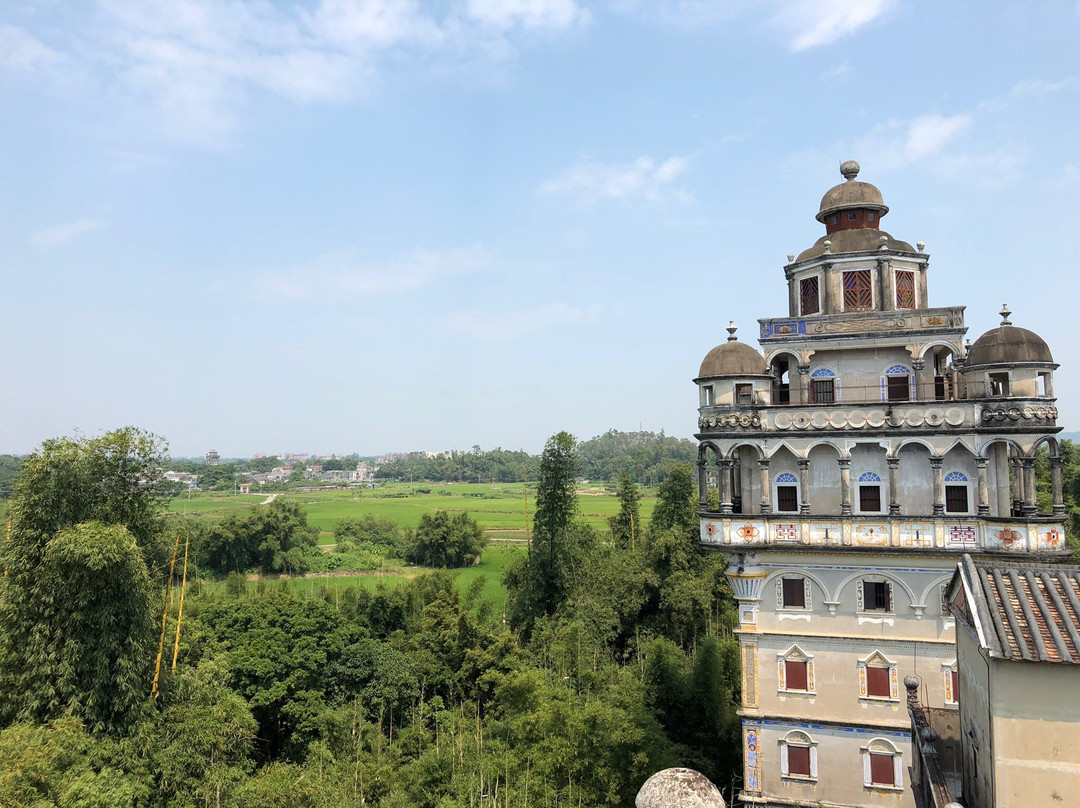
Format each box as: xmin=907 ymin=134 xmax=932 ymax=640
xmin=796 ymin=364 xmax=811 ymax=376
xmin=912 ymin=359 xmax=926 ymax=372
xmin=719 ymin=458 xmax=734 ymax=469
xmin=886 ymin=457 xmax=900 ymax=469
xmin=975 ymin=456 xmax=989 ymax=468
xmin=1021 ymin=456 xmax=1036 ymax=469
xmin=758 ymin=458 xmax=771 ymax=469
xmin=1049 ymin=455 xmax=1063 ymax=468
xmin=929 ymin=457 xmax=944 ymax=469
xmin=797 ymin=458 xmax=811 ymax=469
xmin=837 ymin=457 xmax=851 ymax=469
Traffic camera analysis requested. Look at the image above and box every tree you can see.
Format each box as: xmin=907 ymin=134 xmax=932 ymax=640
xmin=405 ymin=511 xmax=486 ymax=568
xmin=506 ymin=432 xmax=580 ymax=633
xmin=0 ymin=428 xmax=168 ymax=732
xmin=647 ymin=463 xmax=698 ymax=546
xmin=609 ymin=471 xmax=641 ymax=551
xmin=2 ymin=522 xmax=156 ymax=733
xmin=200 ymin=499 xmax=319 ymax=575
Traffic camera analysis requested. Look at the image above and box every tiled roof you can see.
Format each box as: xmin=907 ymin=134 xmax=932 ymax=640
xmin=957 ymin=554 xmax=1080 ymax=664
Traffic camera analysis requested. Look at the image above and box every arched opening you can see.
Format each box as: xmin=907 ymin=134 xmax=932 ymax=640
xmin=770 ymin=445 xmax=801 ymax=514
xmin=982 ymin=439 xmax=1027 ymax=517
xmin=697 ymin=443 xmax=722 ymax=510
xmin=942 ymin=441 xmax=978 ymax=516
xmin=923 ymin=343 xmax=961 ymax=401
xmin=768 ymin=351 xmax=799 ymax=405
xmin=851 ymin=442 xmax=889 ymax=515
xmin=1033 ymin=436 xmax=1063 ymax=517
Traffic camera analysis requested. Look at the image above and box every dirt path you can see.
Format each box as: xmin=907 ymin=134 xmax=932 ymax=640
xmin=261 ymin=493 xmax=278 ymax=505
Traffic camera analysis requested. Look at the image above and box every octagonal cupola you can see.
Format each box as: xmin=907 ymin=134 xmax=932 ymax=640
xmin=817 ymin=160 xmax=889 ymax=234
xmin=962 ymin=305 xmax=1057 ymax=399
xmin=696 ymin=323 xmax=771 ymax=408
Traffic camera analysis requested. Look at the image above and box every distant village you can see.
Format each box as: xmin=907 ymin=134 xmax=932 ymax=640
xmin=162 ymin=448 xmax=454 ymax=490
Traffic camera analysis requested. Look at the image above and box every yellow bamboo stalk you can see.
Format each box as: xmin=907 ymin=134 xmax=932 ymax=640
xmin=151 ymin=533 xmax=180 ymax=699
xmin=170 ymin=532 xmax=190 ymax=672
xmin=523 ymin=471 xmax=530 ymax=556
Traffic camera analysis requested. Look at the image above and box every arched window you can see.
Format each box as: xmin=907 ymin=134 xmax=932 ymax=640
xmin=809 ymin=368 xmax=837 ymax=404
xmin=862 ymin=738 xmax=903 ymax=790
xmin=857 ymin=472 xmax=883 ymax=513
xmin=780 ymin=730 xmax=818 ymax=780
xmin=945 ymin=471 xmax=970 ymax=514
xmin=774 ymin=471 xmax=799 ymax=513
xmin=882 ymin=365 xmax=912 ymax=402
xmin=777 ymin=645 xmax=815 ymax=693
xmin=858 ymin=651 xmax=898 ymax=700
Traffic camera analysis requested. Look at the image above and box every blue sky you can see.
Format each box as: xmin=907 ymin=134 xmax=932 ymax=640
xmin=2 ymin=1 xmax=1079 ymax=458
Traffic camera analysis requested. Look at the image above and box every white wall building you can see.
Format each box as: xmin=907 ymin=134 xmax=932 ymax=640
xmin=693 ymin=161 xmax=1067 ymax=808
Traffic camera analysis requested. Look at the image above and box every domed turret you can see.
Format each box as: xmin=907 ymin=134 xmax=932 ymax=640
xmin=816 ymin=160 xmax=889 ymax=225
xmin=966 ymin=306 xmax=1054 ymax=367
xmin=697 ymin=323 xmax=767 ymax=378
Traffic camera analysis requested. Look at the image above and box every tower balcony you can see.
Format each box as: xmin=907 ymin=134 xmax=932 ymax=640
xmin=698 ymin=512 xmax=1067 ymax=558
xmin=697 ymin=395 xmax=1057 ymax=435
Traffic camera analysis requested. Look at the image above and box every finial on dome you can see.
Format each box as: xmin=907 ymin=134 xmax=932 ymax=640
xmin=840 ymin=160 xmax=860 ymax=181
xmin=917 ymin=241 xmax=926 ymax=253
xmin=1000 ymin=304 xmax=1012 ymax=326
xmin=726 ymin=321 xmax=738 ymax=342
xmin=878 ymin=235 xmax=889 ymax=251
xmin=787 ymin=253 xmax=795 ymax=263
xmin=823 ymin=239 xmax=832 ymax=254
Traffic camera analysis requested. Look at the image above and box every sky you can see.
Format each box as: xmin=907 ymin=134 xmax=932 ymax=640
xmin=2 ymin=1 xmax=1079 ymax=458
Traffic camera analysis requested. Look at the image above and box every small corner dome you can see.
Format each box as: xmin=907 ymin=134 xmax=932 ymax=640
xmin=966 ymin=325 xmax=1054 ymax=367
xmin=816 ymin=160 xmax=889 ymax=223
xmin=636 ymin=768 xmax=726 ymax=808
xmin=698 ymin=340 xmax=767 ymax=378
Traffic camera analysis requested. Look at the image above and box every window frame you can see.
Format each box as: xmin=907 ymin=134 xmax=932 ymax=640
xmin=735 ymin=383 xmax=753 ymax=405
xmin=862 ymin=739 xmax=903 ymax=791
xmin=774 ymin=472 xmax=800 ymax=514
xmin=858 ymin=579 xmax=894 ymax=614
xmin=858 ymin=651 xmax=899 ymax=701
xmin=944 ymin=662 xmax=959 ymax=706
xmin=799 ymin=275 xmax=821 ymax=316
xmin=857 ymin=472 xmax=883 ymax=514
xmin=777 ymin=576 xmax=811 ymax=610
xmin=777 ymin=646 xmax=815 ymax=694
xmin=945 ymin=472 xmax=970 ymax=514
xmin=894 ymin=269 xmax=916 ymax=309
xmin=780 ymin=731 xmax=818 ymax=781
xmin=842 ymin=269 xmax=874 ymax=311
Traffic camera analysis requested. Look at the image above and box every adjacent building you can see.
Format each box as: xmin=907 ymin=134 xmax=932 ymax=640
xmin=693 ymin=161 xmax=1067 ymax=807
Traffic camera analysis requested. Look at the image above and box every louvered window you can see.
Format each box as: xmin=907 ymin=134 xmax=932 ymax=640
xmin=945 ymin=485 xmax=969 ymax=513
xmin=843 ymin=270 xmax=873 ymax=310
xmin=800 ymin=277 xmax=820 ymax=315
xmin=788 ymin=746 xmax=811 ymax=777
xmin=867 ymin=666 xmax=890 ymax=698
xmin=870 ymin=753 xmax=895 ymax=786
xmin=777 ymin=486 xmax=799 ymax=513
xmin=782 ymin=578 xmax=806 ymax=608
xmin=895 ymin=270 xmax=915 ymax=309
xmin=810 ymin=379 xmax=835 ymax=404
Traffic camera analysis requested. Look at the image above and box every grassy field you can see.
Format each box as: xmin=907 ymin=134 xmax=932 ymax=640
xmin=197 ymin=545 xmax=521 ymax=613
xmin=167 ymin=482 xmax=658 ymax=543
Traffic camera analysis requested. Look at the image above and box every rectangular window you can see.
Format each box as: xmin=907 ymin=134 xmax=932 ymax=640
xmin=990 ymin=372 xmax=1010 ymax=396
xmin=782 ymin=578 xmax=806 ymax=608
xmin=703 ymin=386 xmax=714 ymax=406
xmin=868 ymin=211 xmax=876 ymax=221
xmin=848 ymin=212 xmax=857 ymax=221
xmin=777 ymin=486 xmax=799 ymax=513
xmin=951 ymin=670 xmax=959 ymax=703
xmin=788 ymin=745 xmax=811 ymax=777
xmin=887 ymin=375 xmax=910 ymax=402
xmin=785 ymin=660 xmax=808 ymax=690
xmin=810 ymin=379 xmax=835 ymax=404
xmin=736 ymin=384 xmax=753 ymax=405
xmin=945 ymin=485 xmax=969 ymax=513
xmin=865 ymin=581 xmax=891 ymax=612
xmin=800 ymin=277 xmax=820 ymax=315
xmin=843 ymin=270 xmax=873 ymax=310
xmin=867 ymin=666 xmax=891 ymax=698
xmin=869 ymin=753 xmax=895 ymax=786
xmin=895 ymin=270 xmax=915 ymax=309
xmin=859 ymin=485 xmax=881 ymax=512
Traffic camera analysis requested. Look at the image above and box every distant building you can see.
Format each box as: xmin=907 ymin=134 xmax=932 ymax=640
xmin=205 ymin=450 xmax=220 ymax=466
xmin=163 ymin=470 xmax=198 ymax=487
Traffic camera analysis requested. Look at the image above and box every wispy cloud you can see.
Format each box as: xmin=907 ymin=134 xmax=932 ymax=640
xmin=444 ymin=302 xmax=602 ymax=341
xmin=0 ymin=24 xmax=66 ymax=73
xmin=0 ymin=0 xmax=589 ymax=148
xmin=256 ymin=244 xmax=492 ymax=302
xmin=614 ymin=0 xmax=893 ymax=50
xmin=30 ymin=219 xmax=105 ymax=246
xmin=821 ymin=59 xmax=850 ymax=79
xmin=773 ymin=0 xmax=895 ymax=51
xmin=541 ymin=155 xmax=690 ymax=206
xmin=902 ymin=114 xmax=972 ymax=161
xmin=465 ymin=0 xmax=590 ymax=30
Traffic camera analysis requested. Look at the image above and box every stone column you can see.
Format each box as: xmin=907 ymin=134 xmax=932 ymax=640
xmin=759 ymin=459 xmax=772 ymax=515
xmin=912 ymin=358 xmax=925 ymax=401
xmin=930 ymin=458 xmax=945 ymax=516
xmin=838 ymin=458 xmax=852 ymax=516
xmin=796 ymin=365 xmax=810 ymax=405
xmin=976 ymin=457 xmax=990 ymax=516
xmin=797 ymin=458 xmax=811 ymax=515
xmin=1051 ymin=456 xmax=1065 ymax=516
xmin=697 ymin=459 xmax=708 ymax=508
xmin=719 ymin=459 xmax=733 ymax=515
xmin=1022 ymin=457 xmax=1037 ymax=516
xmin=887 ymin=457 xmax=901 ymax=515
xmin=1011 ymin=457 xmax=1023 ymax=516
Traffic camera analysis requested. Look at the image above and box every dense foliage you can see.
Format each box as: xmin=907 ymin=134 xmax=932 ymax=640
xmin=404 ymin=511 xmax=487 ymax=568
xmin=0 ymin=428 xmax=741 ymax=808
